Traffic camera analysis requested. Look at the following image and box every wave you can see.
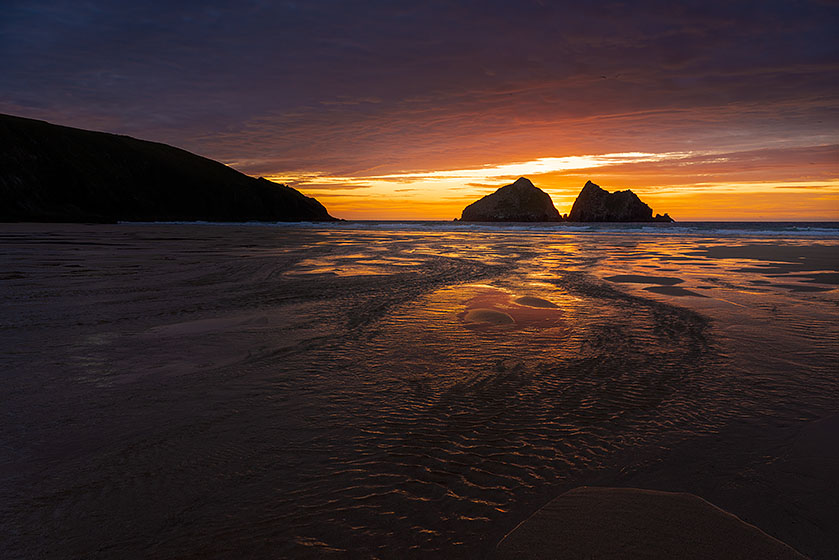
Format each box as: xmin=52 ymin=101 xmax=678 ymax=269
xmin=135 ymin=220 xmax=839 ymax=238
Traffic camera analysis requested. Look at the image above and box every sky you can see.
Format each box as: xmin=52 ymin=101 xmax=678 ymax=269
xmin=2 ymin=0 xmax=838 ymax=220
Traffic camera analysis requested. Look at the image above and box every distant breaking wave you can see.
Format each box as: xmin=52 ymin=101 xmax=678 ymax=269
xmin=137 ymin=220 xmax=839 ymax=237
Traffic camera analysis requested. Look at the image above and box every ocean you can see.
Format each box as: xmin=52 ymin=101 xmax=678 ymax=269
xmin=155 ymin=220 xmax=839 ymax=237
xmin=1 ymin=222 xmax=837 ymax=558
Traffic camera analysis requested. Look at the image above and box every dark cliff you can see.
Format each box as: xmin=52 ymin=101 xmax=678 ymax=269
xmin=0 ymin=113 xmax=335 ymax=223
xmin=460 ymin=177 xmax=561 ymax=222
xmin=568 ymin=181 xmax=672 ymax=222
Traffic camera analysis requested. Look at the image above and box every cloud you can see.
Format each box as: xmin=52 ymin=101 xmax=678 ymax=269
xmin=320 ymin=97 xmax=383 ymax=106
xmin=1 ymin=0 xmax=837 ymax=220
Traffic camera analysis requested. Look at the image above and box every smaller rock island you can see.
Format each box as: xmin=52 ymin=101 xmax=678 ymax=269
xmin=569 ymin=180 xmax=673 ymax=222
xmin=459 ymin=177 xmax=673 ymax=222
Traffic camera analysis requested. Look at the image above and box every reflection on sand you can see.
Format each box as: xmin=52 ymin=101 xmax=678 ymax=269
xmin=0 ymin=224 xmax=837 ymax=559
xmin=459 ymin=287 xmax=565 ymax=330
xmin=286 ymin=255 xmax=423 ymax=276
xmin=605 ymin=274 xmax=684 ymax=285
xmin=643 ymin=285 xmax=708 ymax=297
xmin=514 ymin=296 xmax=559 ymax=308
xmin=463 ymin=308 xmax=515 ymax=326
xmin=286 ymin=257 xmax=389 ymax=276
xmin=594 ymin=238 xmax=838 ymax=301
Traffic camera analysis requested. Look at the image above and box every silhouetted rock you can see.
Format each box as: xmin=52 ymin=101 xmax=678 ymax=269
xmin=568 ymin=181 xmax=673 ymax=222
xmin=0 ymin=113 xmax=335 ymax=222
xmin=460 ymin=177 xmax=561 ymax=222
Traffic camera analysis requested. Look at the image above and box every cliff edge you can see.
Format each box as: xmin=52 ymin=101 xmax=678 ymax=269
xmin=0 ymin=113 xmax=335 ymax=223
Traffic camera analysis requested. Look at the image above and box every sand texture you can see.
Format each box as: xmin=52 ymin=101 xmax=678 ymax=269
xmin=1 ymin=224 xmax=836 ymax=558
xmin=493 ymin=487 xmax=808 ymax=560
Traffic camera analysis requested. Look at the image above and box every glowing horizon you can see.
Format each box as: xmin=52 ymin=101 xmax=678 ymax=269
xmin=265 ymin=149 xmax=839 ymax=221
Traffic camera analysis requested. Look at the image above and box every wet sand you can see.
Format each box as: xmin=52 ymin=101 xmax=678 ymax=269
xmin=492 ymin=487 xmax=808 ymax=560
xmin=604 ymin=274 xmax=684 ymax=285
xmin=1 ymin=223 xmax=837 ymax=558
xmin=644 ymin=285 xmax=709 ymax=297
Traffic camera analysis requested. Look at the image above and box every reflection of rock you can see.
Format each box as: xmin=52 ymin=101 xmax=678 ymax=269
xmin=568 ymin=181 xmax=673 ymax=222
xmin=644 ymin=286 xmax=708 ymax=297
xmin=514 ymin=296 xmax=558 ymax=308
xmin=0 ymin=113 xmax=335 ymax=222
xmin=460 ymin=177 xmax=561 ymax=222
xmin=605 ymin=274 xmax=684 ymax=286
xmin=463 ymin=308 xmax=515 ymax=325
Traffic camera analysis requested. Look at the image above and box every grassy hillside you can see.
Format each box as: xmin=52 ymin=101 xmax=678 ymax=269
xmin=0 ymin=114 xmax=334 ymax=222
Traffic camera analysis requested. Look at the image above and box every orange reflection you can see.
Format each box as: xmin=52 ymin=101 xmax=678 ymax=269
xmin=459 ymin=286 xmax=566 ymax=331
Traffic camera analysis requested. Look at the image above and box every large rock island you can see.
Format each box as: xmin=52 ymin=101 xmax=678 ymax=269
xmin=568 ymin=180 xmax=673 ymax=222
xmin=459 ymin=177 xmax=673 ymax=222
xmin=459 ymin=177 xmax=561 ymax=222
xmin=0 ymin=113 xmax=335 ymax=223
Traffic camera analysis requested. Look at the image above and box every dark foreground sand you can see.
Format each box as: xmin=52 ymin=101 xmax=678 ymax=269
xmin=494 ymin=414 xmax=839 ymax=559
xmin=493 ymin=487 xmax=808 ymax=560
xmin=1 ymin=224 xmax=837 ymax=558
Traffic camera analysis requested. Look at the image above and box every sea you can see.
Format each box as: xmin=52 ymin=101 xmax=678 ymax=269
xmin=1 ymin=221 xmax=837 ymax=559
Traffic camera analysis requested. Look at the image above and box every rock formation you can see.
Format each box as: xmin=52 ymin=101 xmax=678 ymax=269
xmin=0 ymin=113 xmax=335 ymax=222
xmin=460 ymin=177 xmax=561 ymax=222
xmin=458 ymin=178 xmax=673 ymax=223
xmin=568 ymin=181 xmax=673 ymax=222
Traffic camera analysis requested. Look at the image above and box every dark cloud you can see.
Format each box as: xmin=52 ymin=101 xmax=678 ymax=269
xmin=1 ymin=0 xmax=837 ymax=175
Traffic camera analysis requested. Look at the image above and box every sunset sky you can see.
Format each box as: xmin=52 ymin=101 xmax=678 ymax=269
xmin=2 ymin=1 xmax=837 ymax=220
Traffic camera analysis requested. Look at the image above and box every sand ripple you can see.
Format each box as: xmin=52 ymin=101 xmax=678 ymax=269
xmin=1 ymin=224 xmax=837 ymax=559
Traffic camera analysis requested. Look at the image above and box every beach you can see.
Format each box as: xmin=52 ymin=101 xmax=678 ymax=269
xmin=1 ymin=222 xmax=837 ymax=558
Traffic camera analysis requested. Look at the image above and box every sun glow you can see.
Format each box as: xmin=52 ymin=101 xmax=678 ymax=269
xmin=266 ymin=150 xmax=839 ymax=221
xmin=368 ymin=152 xmax=691 ymax=180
